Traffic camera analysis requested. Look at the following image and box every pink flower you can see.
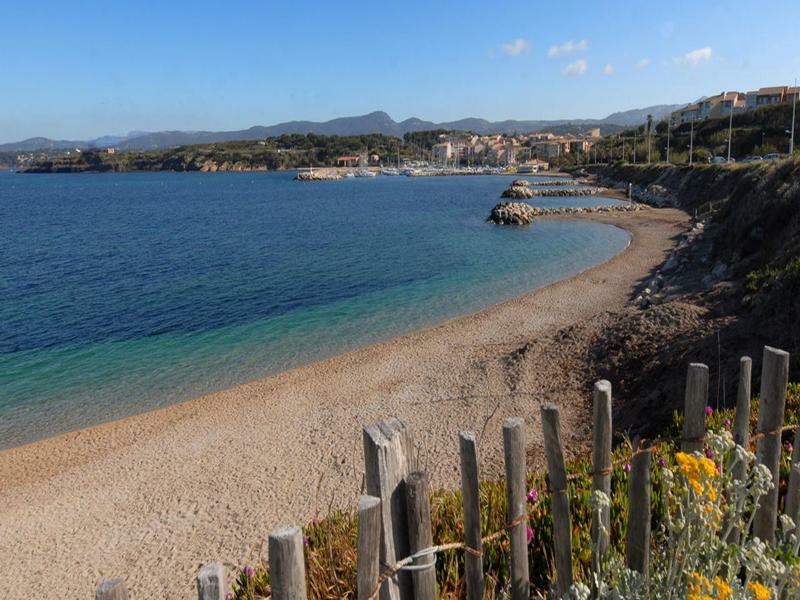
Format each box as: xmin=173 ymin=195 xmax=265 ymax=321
xmin=658 ymin=458 xmax=666 ymax=467
xmin=705 ymin=406 xmax=713 ymax=416
xmin=724 ymin=418 xmax=731 ymax=429
xmin=705 ymin=448 xmax=714 ymax=460
xmin=787 ymin=442 xmax=794 ymax=454
xmin=526 ymin=525 xmax=533 ymax=543
xmin=527 ymin=488 xmax=538 ymax=503
xmin=241 ymin=565 xmax=255 ymax=579
xmin=624 ymin=463 xmax=632 ymax=473
xmin=303 ymin=536 xmax=310 ymax=547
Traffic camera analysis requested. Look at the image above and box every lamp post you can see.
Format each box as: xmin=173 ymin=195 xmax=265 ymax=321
xmin=727 ymin=93 xmax=735 ymax=162
xmin=791 ymin=78 xmax=797 ymax=156
xmin=666 ymin=114 xmax=671 ymax=164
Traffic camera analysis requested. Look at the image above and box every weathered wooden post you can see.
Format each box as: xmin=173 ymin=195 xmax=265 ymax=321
xmin=357 ymin=495 xmax=382 ymax=600
xmin=785 ymin=429 xmax=800 ymax=527
xmin=459 ymin=431 xmax=484 ymax=600
xmin=626 ymin=438 xmax=651 ymax=577
xmin=728 ymin=356 xmax=752 ymax=544
xmin=753 ymin=346 xmax=790 ymax=543
xmin=95 ymin=578 xmax=128 ymax=600
xmin=541 ymin=404 xmax=574 ymax=598
xmin=363 ymin=418 xmax=416 ymax=600
xmin=405 ymin=471 xmax=436 ymax=600
xmin=268 ymin=526 xmax=307 ymax=600
xmin=503 ymin=417 xmax=530 ymax=600
xmin=591 ymin=380 xmax=613 ymax=570
xmin=682 ymin=363 xmax=709 ymax=453
xmin=196 ymin=563 xmax=226 ymax=600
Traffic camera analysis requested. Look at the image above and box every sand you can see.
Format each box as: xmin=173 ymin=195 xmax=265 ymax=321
xmin=0 ymin=208 xmax=688 ymax=599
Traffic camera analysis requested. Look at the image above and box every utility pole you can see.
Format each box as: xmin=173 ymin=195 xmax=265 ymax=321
xmin=689 ymin=115 xmax=695 ymax=166
xmin=727 ymin=92 xmax=735 ymax=162
xmin=791 ymin=78 xmax=797 ymax=156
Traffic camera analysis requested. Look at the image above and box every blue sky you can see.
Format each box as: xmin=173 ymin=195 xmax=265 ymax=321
xmin=2 ymin=0 xmax=799 ymax=142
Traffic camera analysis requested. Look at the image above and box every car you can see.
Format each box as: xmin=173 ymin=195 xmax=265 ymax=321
xmin=764 ymin=153 xmax=781 ymax=160
xmin=710 ymin=156 xmax=729 ymax=164
xmin=741 ymin=156 xmax=763 ymax=163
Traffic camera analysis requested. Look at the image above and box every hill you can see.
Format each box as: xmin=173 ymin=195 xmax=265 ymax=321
xmin=1 ymin=105 xmax=679 ymax=152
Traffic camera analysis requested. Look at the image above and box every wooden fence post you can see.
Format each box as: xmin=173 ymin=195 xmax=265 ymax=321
xmin=95 ymin=578 xmax=128 ymax=600
xmin=753 ymin=346 xmax=790 ymax=543
xmin=682 ymin=363 xmax=709 ymax=453
xmin=785 ymin=429 xmax=800 ymax=527
xmin=459 ymin=432 xmax=484 ymax=600
xmin=626 ymin=438 xmax=651 ymax=577
xmin=503 ymin=417 xmax=530 ymax=600
xmin=363 ymin=418 xmax=416 ymax=600
xmin=196 ymin=563 xmax=225 ymax=600
xmin=541 ymin=404 xmax=574 ymax=598
xmin=357 ymin=495 xmax=382 ymax=600
xmin=268 ymin=526 xmax=307 ymax=600
xmin=405 ymin=471 xmax=436 ymax=600
xmin=591 ymin=380 xmax=612 ymax=570
xmin=728 ymin=356 xmax=752 ymax=544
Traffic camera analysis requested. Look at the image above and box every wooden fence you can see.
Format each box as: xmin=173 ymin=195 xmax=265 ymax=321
xmin=96 ymin=346 xmax=796 ymax=600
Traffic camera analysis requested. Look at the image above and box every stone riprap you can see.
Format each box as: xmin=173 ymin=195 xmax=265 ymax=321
xmin=488 ymin=201 xmax=646 ymax=225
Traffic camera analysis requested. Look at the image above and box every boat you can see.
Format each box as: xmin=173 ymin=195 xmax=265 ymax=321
xmin=355 ymin=169 xmax=377 ymax=178
xmin=381 ymin=167 xmax=400 ymax=176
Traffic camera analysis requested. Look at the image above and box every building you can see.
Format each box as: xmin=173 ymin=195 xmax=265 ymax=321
xmin=432 ymin=142 xmax=452 ymax=164
xmin=517 ymin=158 xmax=549 ymax=173
xmin=671 ymin=103 xmax=699 ymax=128
xmin=336 ymin=155 xmax=361 ymax=167
xmin=587 ymin=127 xmax=601 ymax=139
xmin=530 ymin=141 xmax=563 ymax=159
xmin=569 ymin=139 xmax=592 ymax=154
xmin=696 ymin=91 xmax=745 ymax=120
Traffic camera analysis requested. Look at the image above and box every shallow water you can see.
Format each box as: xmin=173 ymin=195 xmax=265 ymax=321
xmin=0 ymin=171 xmax=629 ymax=448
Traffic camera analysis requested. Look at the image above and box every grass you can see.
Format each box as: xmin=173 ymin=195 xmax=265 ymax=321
xmin=230 ymin=384 xmax=800 ymax=599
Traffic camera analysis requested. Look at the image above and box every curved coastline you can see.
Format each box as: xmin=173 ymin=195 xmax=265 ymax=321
xmin=0 ymin=207 xmax=689 ymax=599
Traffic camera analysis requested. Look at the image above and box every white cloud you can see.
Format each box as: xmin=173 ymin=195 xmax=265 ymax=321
xmin=563 ymin=59 xmax=588 ymax=77
xmin=548 ymin=39 xmax=588 ymax=58
xmin=674 ymin=46 xmax=712 ymax=67
xmin=500 ymin=38 xmax=530 ymax=57
xmin=603 ymin=63 xmax=614 ymax=76
xmin=637 ymin=58 xmax=652 ymax=69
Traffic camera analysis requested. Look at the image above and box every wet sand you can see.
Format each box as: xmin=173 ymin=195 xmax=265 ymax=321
xmin=0 ymin=208 xmax=688 ymax=599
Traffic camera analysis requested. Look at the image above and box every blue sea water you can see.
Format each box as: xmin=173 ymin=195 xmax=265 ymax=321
xmin=0 ymin=171 xmax=629 ymax=448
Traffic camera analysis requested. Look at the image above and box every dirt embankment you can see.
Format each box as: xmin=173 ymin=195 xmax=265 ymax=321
xmin=571 ymin=159 xmax=800 ymax=436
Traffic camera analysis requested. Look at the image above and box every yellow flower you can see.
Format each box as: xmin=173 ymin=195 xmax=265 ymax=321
xmin=713 ymin=576 xmax=732 ymax=600
xmin=688 ymin=572 xmax=715 ymax=600
xmin=676 ymin=452 xmax=719 ymax=501
xmin=748 ymin=581 xmax=771 ymax=600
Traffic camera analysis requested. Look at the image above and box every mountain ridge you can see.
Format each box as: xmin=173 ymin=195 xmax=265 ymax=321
xmin=1 ymin=105 xmax=681 ymax=152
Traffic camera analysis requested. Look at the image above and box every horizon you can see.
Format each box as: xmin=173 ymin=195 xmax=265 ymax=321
xmin=2 ymin=0 xmax=800 ymax=143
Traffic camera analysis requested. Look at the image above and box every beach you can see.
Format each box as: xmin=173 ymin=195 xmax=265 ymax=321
xmin=0 ymin=208 xmax=688 ymax=599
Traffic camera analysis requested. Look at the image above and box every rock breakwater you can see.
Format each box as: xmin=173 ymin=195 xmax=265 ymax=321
xmin=488 ymin=201 xmax=645 ymax=225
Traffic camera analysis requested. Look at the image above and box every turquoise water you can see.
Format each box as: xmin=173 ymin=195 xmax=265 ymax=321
xmin=0 ymin=171 xmax=629 ymax=448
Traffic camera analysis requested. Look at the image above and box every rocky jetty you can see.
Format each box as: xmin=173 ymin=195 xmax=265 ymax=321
xmin=528 ymin=186 xmax=606 ymax=197
xmin=501 ymin=180 xmax=609 ymax=198
xmin=294 ymin=170 xmax=342 ymax=181
xmin=527 ymin=179 xmax=579 ymax=186
xmin=489 ymin=201 xmax=646 ymax=225
xmin=501 ymin=184 xmax=535 ymax=199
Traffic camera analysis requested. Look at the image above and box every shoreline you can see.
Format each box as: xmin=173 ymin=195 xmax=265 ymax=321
xmin=0 ymin=207 xmax=689 ymax=599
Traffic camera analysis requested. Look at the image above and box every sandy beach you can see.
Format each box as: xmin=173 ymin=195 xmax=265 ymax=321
xmin=0 ymin=208 xmax=688 ymax=599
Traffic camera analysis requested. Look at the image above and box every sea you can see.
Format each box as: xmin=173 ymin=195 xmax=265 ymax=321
xmin=0 ymin=171 xmax=630 ymax=448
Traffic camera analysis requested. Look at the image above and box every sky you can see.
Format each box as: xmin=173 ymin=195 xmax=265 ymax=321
xmin=2 ymin=0 xmax=800 ymax=143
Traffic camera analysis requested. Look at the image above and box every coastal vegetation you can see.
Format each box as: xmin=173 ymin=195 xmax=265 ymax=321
xmin=229 ymin=388 xmax=800 ymax=598
xmin=22 ymin=134 xmax=415 ymax=173
xmin=587 ymin=103 xmax=799 ymax=166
